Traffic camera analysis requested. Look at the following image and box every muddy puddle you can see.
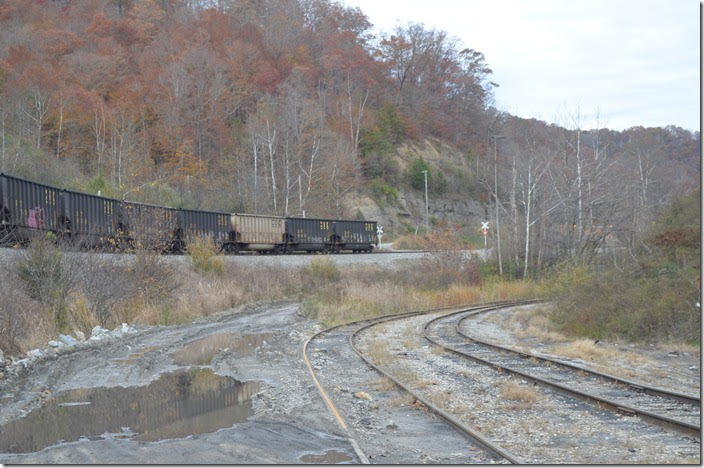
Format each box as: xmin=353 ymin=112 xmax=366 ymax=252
xmin=0 ymin=368 xmax=260 ymax=454
xmin=171 ymin=332 xmax=272 ymax=365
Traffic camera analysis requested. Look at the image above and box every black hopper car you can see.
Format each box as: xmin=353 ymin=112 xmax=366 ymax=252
xmin=0 ymin=173 xmax=378 ymax=254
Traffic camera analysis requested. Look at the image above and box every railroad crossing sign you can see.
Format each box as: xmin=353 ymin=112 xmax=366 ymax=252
xmin=481 ymin=221 xmax=489 ymax=247
xmin=377 ymin=225 xmax=383 ymax=244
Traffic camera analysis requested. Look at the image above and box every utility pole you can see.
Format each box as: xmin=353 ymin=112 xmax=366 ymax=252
xmin=492 ymin=134 xmax=504 ymax=276
xmin=421 ymin=169 xmax=429 ymax=232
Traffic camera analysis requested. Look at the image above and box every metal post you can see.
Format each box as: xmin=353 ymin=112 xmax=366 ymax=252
xmin=422 ymin=169 xmax=429 ymax=232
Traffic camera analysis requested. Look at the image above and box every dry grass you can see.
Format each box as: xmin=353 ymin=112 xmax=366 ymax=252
xmin=389 ymin=365 xmax=421 ymax=387
xmin=430 ymin=345 xmax=447 ymax=355
xmin=508 ymin=306 xmax=567 ymax=343
xmin=550 ymin=339 xmax=653 ymax=378
xmin=3 ymin=239 xmax=542 ymax=358
xmin=392 ymin=234 xmax=431 ymax=250
xmin=659 ymin=341 xmax=701 ymax=354
xmin=552 ymin=339 xmax=619 ymax=362
xmin=429 ymin=390 xmax=452 ymax=408
xmin=365 ymin=340 xmax=395 ymax=365
xmin=401 ymin=325 xmax=422 ymax=350
xmin=371 ymin=377 xmax=397 ymax=391
xmin=389 ymin=392 xmax=416 ymax=407
xmin=500 ymin=379 xmax=540 ymax=409
xmin=187 ymin=235 xmax=224 ymax=276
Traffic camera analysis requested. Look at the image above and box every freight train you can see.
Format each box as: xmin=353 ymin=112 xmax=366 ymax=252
xmin=0 ymin=173 xmax=378 ymax=254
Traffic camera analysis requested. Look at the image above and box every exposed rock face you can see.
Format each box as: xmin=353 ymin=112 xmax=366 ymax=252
xmin=342 ymin=139 xmax=487 ymax=236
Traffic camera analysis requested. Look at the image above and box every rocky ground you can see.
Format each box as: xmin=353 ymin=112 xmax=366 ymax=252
xmin=356 ymin=309 xmax=700 ymax=464
xmin=0 ymin=301 xmax=699 ymax=464
xmin=307 ymin=313 xmax=502 ymax=464
xmin=470 ymin=304 xmax=701 ymax=395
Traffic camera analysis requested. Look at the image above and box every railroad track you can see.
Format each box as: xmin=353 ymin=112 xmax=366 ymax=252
xmin=304 ymin=301 xmax=533 ymax=464
xmin=422 ymin=305 xmax=701 ymax=440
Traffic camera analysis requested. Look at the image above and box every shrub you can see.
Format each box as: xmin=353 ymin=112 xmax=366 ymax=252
xmin=369 ymin=177 xmax=398 ymax=204
xmin=0 ymin=272 xmax=49 ymax=355
xmin=432 ymin=171 xmax=447 ymax=194
xmin=16 ymin=234 xmax=74 ymax=332
xmin=187 ymin=235 xmax=224 ymax=275
xmin=376 ymin=103 xmax=405 ymax=144
xmin=408 ymin=156 xmax=431 ymax=190
xmin=363 ymin=151 xmax=400 ymax=182
xmin=359 ymin=127 xmax=394 ymax=158
xmin=132 ymin=249 xmax=180 ymax=304
xmin=307 ymin=257 xmax=341 ymax=283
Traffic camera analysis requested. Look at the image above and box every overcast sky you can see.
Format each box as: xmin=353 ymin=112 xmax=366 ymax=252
xmin=341 ymin=0 xmax=700 ymax=132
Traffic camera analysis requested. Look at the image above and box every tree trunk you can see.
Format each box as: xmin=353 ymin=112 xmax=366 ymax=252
xmin=523 ymin=163 xmax=532 ymax=279
xmin=56 ymin=96 xmax=63 ymax=159
xmin=493 ymin=136 xmax=503 ymax=276
xmin=252 ymin=141 xmax=258 ymax=213
xmin=511 ymin=154 xmax=519 ymax=272
xmin=266 ymin=120 xmax=277 ymax=213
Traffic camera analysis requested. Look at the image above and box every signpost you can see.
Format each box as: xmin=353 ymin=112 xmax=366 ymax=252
xmin=481 ymin=221 xmax=489 ymax=248
xmin=377 ymin=225 xmax=383 ymax=246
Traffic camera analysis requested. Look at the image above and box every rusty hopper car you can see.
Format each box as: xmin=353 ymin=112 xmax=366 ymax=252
xmin=230 ymin=213 xmax=286 ymax=252
xmin=285 ymin=217 xmax=333 ymax=252
xmin=0 ymin=173 xmax=61 ymax=244
xmin=332 ymin=219 xmax=377 ymax=252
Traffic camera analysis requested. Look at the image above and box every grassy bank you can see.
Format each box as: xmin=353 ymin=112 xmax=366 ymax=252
xmin=0 ymin=239 xmax=537 ymax=356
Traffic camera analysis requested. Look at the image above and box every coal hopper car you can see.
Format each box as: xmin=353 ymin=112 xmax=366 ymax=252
xmin=331 ymin=219 xmax=377 ymax=252
xmin=0 ymin=173 xmax=61 ymax=245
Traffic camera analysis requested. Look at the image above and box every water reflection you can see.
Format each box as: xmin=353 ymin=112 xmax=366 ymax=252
xmin=0 ymin=368 xmax=259 ymax=454
xmin=300 ymin=449 xmax=354 ymax=463
xmin=172 ymin=332 xmax=272 ymax=366
xmin=110 ymin=345 xmax=159 ymax=365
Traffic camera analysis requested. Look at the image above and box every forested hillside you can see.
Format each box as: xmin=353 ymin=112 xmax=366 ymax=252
xmin=0 ymin=0 xmax=699 ymax=276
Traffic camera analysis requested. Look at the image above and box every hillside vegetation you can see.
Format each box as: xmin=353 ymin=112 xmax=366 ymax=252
xmin=0 ymin=0 xmax=699 ymax=349
xmin=0 ymin=1 xmax=698 ymax=259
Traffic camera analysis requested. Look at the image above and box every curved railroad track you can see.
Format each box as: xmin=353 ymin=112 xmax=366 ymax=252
xmin=422 ymin=305 xmax=701 ymax=439
xmin=304 ymin=302 xmax=528 ymax=464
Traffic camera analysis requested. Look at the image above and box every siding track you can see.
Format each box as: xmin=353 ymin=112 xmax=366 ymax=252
xmin=423 ymin=305 xmax=701 ymax=439
xmin=305 ymin=302 xmax=529 ymax=464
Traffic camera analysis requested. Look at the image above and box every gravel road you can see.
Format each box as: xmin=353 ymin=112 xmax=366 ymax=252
xmin=0 ymin=302 xmax=359 ymax=463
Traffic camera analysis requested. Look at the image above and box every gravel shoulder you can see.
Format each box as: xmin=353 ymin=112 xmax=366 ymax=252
xmin=0 ymin=246 xmax=428 ymax=270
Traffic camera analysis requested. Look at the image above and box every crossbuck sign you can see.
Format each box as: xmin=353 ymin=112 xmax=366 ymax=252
xmin=481 ymin=221 xmax=489 ymax=247
xmin=377 ymin=225 xmax=383 ymax=244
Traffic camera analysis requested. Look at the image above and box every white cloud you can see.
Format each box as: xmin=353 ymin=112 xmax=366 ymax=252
xmin=341 ymin=0 xmax=700 ymax=131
